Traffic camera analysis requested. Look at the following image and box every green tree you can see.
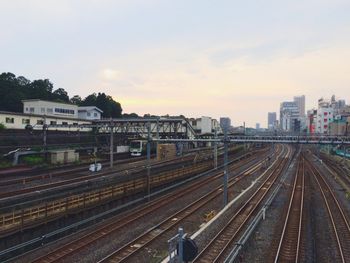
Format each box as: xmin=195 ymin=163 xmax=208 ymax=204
xmin=70 ymin=95 xmax=82 ymax=105
xmin=52 ymin=88 xmax=69 ymax=102
xmin=81 ymin=92 xmax=122 ymax=118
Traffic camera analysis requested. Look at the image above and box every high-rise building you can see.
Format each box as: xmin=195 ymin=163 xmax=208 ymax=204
xmin=220 ymin=117 xmax=231 ymax=132
xmin=280 ymin=101 xmax=300 ymax=132
xmin=256 ymin=123 xmax=260 ymax=130
xmin=267 ymin=112 xmax=277 ymax=130
xmin=293 ymin=95 xmax=305 ymax=117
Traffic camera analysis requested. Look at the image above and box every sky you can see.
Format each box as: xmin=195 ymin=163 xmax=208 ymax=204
xmin=1 ymin=0 xmax=350 ymax=127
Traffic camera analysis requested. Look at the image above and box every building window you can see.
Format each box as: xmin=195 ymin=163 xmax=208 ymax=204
xmin=41 ymin=107 xmax=45 ymax=113
xmin=54 ymin=108 xmax=75 ymax=115
xmin=5 ymin=117 xmax=14 ymax=124
xmin=94 ymin=112 xmax=97 ymax=117
xmin=73 ymin=122 xmax=78 ymax=126
xmin=47 ymin=108 xmax=53 ymax=114
xmin=37 ymin=120 xmax=44 ymax=125
xmin=22 ymin=119 xmax=30 ymax=124
xmin=87 ymin=112 xmax=91 ymax=117
xmin=50 ymin=121 xmax=57 ymax=125
xmin=62 ymin=122 xmax=68 ymax=125
xmin=25 ymin=107 xmax=29 ymax=111
xmin=29 ymin=107 xmax=34 ymax=113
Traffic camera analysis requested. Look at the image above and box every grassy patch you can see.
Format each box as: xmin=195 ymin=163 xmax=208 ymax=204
xmin=22 ymin=156 xmax=45 ymax=166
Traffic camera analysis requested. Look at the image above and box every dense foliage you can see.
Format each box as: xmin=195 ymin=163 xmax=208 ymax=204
xmin=0 ymin=72 xmax=123 ymax=118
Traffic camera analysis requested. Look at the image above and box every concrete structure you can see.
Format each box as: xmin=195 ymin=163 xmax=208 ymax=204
xmin=49 ymin=149 xmax=79 ymax=164
xmin=329 ymin=118 xmax=349 ymax=136
xmin=267 ymin=112 xmax=276 ymax=130
xmin=256 ymin=123 xmax=260 ymax=130
xmin=78 ymin=106 xmax=103 ymax=120
xmin=220 ymin=117 xmax=231 ymax=132
xmin=294 ymin=95 xmax=305 ymax=117
xmin=189 ymin=116 xmax=222 ymax=135
xmin=0 ymin=111 xmax=91 ymax=130
xmin=280 ymin=101 xmax=300 ymax=132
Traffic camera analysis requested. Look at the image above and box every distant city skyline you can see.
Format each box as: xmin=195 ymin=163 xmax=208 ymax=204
xmin=1 ymin=1 xmax=350 ymax=127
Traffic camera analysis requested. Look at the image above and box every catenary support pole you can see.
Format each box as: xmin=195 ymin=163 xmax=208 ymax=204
xmin=147 ymin=122 xmax=151 ymax=200
xmin=223 ymin=128 xmax=228 ymax=206
xmin=214 ymin=128 xmax=218 ymax=169
xmin=110 ymin=123 xmax=114 ymax=168
xmin=156 ymin=117 xmax=160 ymax=159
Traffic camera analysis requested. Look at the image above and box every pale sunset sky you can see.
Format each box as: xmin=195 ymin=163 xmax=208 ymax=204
xmin=1 ymin=0 xmax=350 ymax=127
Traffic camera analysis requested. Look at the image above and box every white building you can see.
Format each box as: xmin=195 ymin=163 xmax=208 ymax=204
xmin=22 ymin=99 xmax=103 ymax=120
xmin=189 ymin=116 xmax=222 ymax=134
xmin=0 ymin=111 xmax=91 ymax=130
xmin=78 ymin=106 xmax=103 ymax=120
xmin=23 ymin=99 xmax=79 ymax=119
xmin=316 ymin=99 xmax=334 ymax=134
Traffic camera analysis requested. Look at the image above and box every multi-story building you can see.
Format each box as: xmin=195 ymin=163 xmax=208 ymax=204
xmin=316 ymin=98 xmax=334 ymax=134
xmin=220 ymin=117 xmax=231 ymax=132
xmin=267 ymin=112 xmax=276 ymax=130
xmin=280 ymin=102 xmax=300 ymax=132
xmin=22 ymin=99 xmax=103 ymax=120
xmin=307 ymin=109 xmax=317 ymax=134
xmin=293 ymin=95 xmax=306 ymax=117
xmin=189 ymin=116 xmax=222 ymax=134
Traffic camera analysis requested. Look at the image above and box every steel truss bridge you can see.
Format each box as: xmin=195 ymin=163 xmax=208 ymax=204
xmin=47 ymin=117 xmax=197 ymax=139
xmin=152 ymin=135 xmax=350 ymax=145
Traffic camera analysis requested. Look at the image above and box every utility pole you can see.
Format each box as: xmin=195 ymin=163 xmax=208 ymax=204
xmin=214 ymin=128 xmax=218 ymax=169
xmin=110 ymin=121 xmax=114 ymax=168
xmin=147 ymin=122 xmax=151 ymax=201
xmin=156 ymin=117 xmax=160 ymax=159
xmin=223 ymin=128 xmax=228 ymax=206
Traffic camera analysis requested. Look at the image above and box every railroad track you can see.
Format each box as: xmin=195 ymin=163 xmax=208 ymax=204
xmin=192 ymin=145 xmax=291 ymax=263
xmin=28 ymin=148 xmax=275 ymax=263
xmin=0 ymin=155 xmax=145 ymax=183
xmin=0 ymin=157 xmax=200 ymax=201
xmin=273 ymin=155 xmax=305 ymax=263
xmin=96 ymin=150 xmax=278 ymax=263
xmin=306 ymin=158 xmax=350 ymax=263
xmin=0 ymin=146 xmax=241 ymax=199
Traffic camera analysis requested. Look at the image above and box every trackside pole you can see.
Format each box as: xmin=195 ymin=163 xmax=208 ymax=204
xmin=110 ymin=124 xmax=114 ymax=168
xmin=147 ymin=122 xmax=151 ymax=201
xmin=223 ymin=128 xmax=228 ymax=206
xmin=214 ymin=128 xmax=218 ymax=169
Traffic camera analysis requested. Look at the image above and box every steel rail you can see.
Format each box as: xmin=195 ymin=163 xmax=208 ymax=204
xmin=306 ymin=158 xmax=350 ymax=263
xmin=29 ymin=150 xmax=271 ymax=263
xmin=273 ymin=155 xmax=304 ymax=263
xmin=96 ymin=150 xmax=277 ymax=263
xmin=192 ymin=146 xmax=291 ymax=263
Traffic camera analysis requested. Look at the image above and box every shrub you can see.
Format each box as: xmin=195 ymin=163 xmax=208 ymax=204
xmin=22 ymin=156 xmax=45 ymax=166
xmin=0 ymin=123 xmax=6 ymax=131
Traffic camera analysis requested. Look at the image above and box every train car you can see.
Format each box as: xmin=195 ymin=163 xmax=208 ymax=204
xmin=129 ymin=140 xmax=147 ymax=156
